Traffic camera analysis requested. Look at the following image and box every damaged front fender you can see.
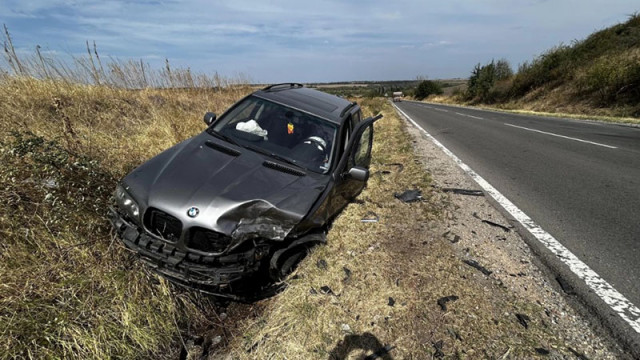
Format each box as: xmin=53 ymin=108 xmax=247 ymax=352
xmin=217 ymin=199 xmax=302 ymax=245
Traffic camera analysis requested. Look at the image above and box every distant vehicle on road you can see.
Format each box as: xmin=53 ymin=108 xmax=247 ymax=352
xmin=392 ymin=91 xmax=403 ymax=102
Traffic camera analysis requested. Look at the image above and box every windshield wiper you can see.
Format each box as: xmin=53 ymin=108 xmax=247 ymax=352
xmin=208 ymin=129 xmax=240 ymax=147
xmin=243 ymin=144 xmax=303 ymax=169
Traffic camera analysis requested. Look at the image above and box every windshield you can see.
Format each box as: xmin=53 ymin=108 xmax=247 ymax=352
xmin=209 ymin=95 xmax=337 ymax=174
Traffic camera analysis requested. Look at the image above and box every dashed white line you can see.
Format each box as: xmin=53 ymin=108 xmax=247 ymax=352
xmin=455 ymin=112 xmax=484 ymax=120
xmin=505 ymin=123 xmax=617 ymax=149
xmin=394 ymin=104 xmax=640 ymax=334
xmin=433 ymin=108 xmax=449 ymax=112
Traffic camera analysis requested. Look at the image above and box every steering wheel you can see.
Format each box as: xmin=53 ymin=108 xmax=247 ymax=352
xmin=302 ymin=136 xmax=327 ymax=153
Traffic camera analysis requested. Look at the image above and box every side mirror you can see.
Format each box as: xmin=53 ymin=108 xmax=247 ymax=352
xmin=203 ymin=112 xmax=216 ymax=126
xmin=347 ymin=166 xmax=369 ymax=182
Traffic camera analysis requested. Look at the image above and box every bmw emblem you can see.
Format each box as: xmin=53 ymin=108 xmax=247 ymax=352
xmin=187 ymin=207 xmax=199 ymax=218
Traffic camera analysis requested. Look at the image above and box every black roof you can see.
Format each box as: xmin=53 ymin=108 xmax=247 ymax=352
xmin=253 ymin=85 xmax=355 ymax=124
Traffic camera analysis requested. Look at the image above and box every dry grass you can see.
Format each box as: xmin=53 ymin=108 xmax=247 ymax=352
xmin=221 ymin=99 xmax=575 ymax=359
xmin=0 ymin=76 xmax=252 ymax=359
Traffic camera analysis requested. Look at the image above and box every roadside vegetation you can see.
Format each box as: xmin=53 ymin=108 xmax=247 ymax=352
xmin=436 ymin=14 xmax=640 ymax=119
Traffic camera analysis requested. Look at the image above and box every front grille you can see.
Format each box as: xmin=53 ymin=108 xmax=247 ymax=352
xmin=146 ymin=208 xmax=182 ymax=242
xmin=188 ymin=228 xmax=231 ymax=253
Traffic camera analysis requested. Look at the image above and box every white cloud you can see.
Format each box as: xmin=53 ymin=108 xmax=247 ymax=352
xmin=2 ymin=0 xmax=638 ymax=82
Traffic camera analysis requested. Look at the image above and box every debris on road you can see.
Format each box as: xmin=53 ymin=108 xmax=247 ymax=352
xmin=380 ymin=162 xmax=404 ymax=174
xmin=556 ymin=276 xmax=576 ymax=295
xmin=441 ymin=188 xmax=484 ymax=196
xmin=437 ymin=295 xmax=459 ymax=311
xmin=442 ymin=231 xmax=461 ymax=243
xmin=516 ymin=313 xmax=531 ymax=329
xmin=568 ymin=347 xmax=590 ymax=360
xmin=462 ymin=259 xmax=493 ymax=276
xmin=394 ymin=189 xmax=423 ymax=203
xmin=433 ymin=340 xmax=445 ymax=358
xmin=482 ymin=219 xmax=511 ymax=232
xmin=361 ymin=211 xmax=380 ymax=223
xmin=472 ymin=212 xmax=511 ymax=232
xmin=363 ymin=344 xmax=395 ymax=360
xmin=342 ymin=267 xmax=352 ymax=283
xmin=316 ymin=259 xmax=328 ymax=270
xmin=320 ymin=285 xmax=335 ymax=295
xmin=535 ymin=348 xmax=550 ymax=355
xmin=388 ymin=297 xmax=395 ymax=307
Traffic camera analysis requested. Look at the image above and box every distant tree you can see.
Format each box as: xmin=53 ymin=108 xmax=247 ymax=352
xmin=467 ymin=63 xmax=482 ymax=98
xmin=466 ymin=59 xmax=513 ymax=101
xmin=495 ymin=59 xmax=513 ymax=80
xmin=414 ymin=80 xmax=443 ymax=100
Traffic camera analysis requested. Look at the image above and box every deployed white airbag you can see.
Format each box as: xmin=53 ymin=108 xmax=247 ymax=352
xmin=236 ymin=120 xmax=268 ymax=138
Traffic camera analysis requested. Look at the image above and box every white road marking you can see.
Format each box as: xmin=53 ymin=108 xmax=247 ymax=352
xmin=505 ymin=123 xmax=617 ymax=149
xmin=433 ymin=108 xmax=448 ymax=112
xmin=394 ymin=104 xmax=640 ymax=334
xmin=454 ymin=112 xmax=485 ymax=120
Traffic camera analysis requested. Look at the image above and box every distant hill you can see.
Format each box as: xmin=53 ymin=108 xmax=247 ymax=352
xmin=461 ymin=14 xmax=640 ymax=118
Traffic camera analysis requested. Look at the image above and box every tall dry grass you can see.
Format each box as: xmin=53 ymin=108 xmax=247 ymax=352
xmin=0 ymin=28 xmax=255 ymax=359
xmin=2 ymin=24 xmax=250 ymax=89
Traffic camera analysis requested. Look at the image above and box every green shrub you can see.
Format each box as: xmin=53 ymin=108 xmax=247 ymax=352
xmin=466 ymin=59 xmax=513 ymax=103
xmin=414 ymin=80 xmax=443 ymax=100
xmin=578 ymin=51 xmax=640 ymax=104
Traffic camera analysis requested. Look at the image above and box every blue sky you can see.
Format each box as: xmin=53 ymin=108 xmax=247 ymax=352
xmin=1 ymin=0 xmax=637 ymax=83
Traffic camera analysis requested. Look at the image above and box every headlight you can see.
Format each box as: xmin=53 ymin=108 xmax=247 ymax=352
xmin=115 ymin=184 xmax=140 ymax=221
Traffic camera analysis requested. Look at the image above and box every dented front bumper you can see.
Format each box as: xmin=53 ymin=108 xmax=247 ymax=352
xmin=108 ymin=207 xmax=269 ymax=299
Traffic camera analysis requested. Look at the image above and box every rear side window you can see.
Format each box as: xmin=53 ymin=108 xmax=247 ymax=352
xmin=353 ymin=110 xmax=362 ymax=124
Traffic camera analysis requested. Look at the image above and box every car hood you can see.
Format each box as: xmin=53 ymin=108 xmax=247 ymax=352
xmin=123 ymin=132 xmax=328 ymax=243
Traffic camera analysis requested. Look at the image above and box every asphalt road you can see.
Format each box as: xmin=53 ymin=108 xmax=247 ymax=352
xmin=395 ymin=101 xmax=640 ymax=310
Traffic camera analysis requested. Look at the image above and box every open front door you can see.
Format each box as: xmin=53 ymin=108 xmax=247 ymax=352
xmin=296 ymin=114 xmax=383 ymax=231
xmin=331 ymin=113 xmax=383 ymax=206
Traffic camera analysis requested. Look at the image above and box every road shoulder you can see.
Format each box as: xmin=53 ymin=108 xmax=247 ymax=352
xmin=400 ymin=103 xmax=629 ymax=358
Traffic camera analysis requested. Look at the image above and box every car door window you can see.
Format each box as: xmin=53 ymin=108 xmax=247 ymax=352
xmin=352 ymin=125 xmax=372 ymax=168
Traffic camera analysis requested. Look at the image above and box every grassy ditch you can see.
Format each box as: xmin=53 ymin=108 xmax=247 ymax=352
xmin=221 ymin=99 xmax=579 ymax=359
xmin=0 ymin=77 xmax=251 ymax=359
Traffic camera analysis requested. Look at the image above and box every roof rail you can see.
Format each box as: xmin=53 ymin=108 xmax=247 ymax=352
xmin=339 ymin=102 xmax=357 ymax=118
xmin=262 ymin=83 xmax=304 ymax=91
